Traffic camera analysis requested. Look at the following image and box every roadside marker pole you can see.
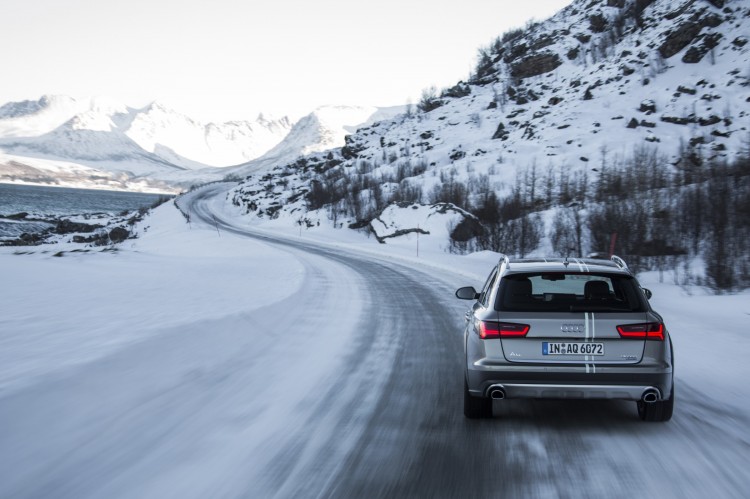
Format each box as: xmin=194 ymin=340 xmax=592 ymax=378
xmin=213 ymin=215 xmax=221 ymax=237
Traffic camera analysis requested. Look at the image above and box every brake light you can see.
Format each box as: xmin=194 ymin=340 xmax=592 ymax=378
xmin=478 ymin=321 xmax=530 ymax=339
xmin=616 ymin=322 xmax=665 ymax=341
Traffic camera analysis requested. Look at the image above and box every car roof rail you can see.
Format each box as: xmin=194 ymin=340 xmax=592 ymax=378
xmin=498 ymin=253 xmax=510 ymax=269
xmin=610 ymin=255 xmax=628 ymax=270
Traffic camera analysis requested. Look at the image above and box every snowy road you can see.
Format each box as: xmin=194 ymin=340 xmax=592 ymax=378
xmin=189 ymin=185 xmax=750 ymax=498
xmin=1 ymin=184 xmax=748 ymax=498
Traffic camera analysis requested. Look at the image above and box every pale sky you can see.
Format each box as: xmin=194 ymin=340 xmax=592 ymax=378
xmin=1 ymin=0 xmax=571 ymax=122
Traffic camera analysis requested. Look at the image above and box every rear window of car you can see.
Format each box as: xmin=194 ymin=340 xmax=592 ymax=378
xmin=495 ymin=272 xmax=647 ymax=312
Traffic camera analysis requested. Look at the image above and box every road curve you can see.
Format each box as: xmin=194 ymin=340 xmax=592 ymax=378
xmin=188 ymin=185 xmax=750 ymax=499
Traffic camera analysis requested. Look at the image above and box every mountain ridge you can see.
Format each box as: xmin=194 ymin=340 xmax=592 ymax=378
xmin=0 ymin=95 xmax=293 ymax=169
xmin=0 ymin=97 xmax=401 ymax=192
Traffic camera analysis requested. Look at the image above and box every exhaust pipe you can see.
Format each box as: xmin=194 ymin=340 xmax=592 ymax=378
xmin=489 ymin=387 xmax=506 ymax=400
xmin=642 ymin=389 xmax=660 ymax=403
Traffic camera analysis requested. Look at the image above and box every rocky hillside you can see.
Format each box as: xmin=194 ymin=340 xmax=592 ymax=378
xmin=227 ymin=0 xmax=750 ymax=289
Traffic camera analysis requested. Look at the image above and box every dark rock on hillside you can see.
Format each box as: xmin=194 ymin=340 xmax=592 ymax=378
xmin=659 ymin=22 xmax=702 ymax=58
xmin=640 ymin=100 xmax=657 ymax=113
xmin=503 ymin=43 xmax=529 ymax=64
xmin=661 ymin=115 xmax=694 ymax=125
xmin=6 ymin=212 xmax=29 ymax=220
xmin=698 ymin=115 xmax=722 ymax=126
xmin=450 ymin=216 xmax=484 ymax=243
xmin=664 ymin=0 xmax=698 ymax=21
xmin=530 ymin=34 xmax=556 ymax=51
xmin=659 ymin=13 xmax=723 ymax=59
xmin=589 ymin=13 xmax=608 ymax=33
xmin=2 ymin=232 xmax=45 ymax=246
xmin=341 ymin=135 xmax=365 ymax=159
xmin=677 ymin=85 xmax=697 ymax=95
xmin=510 ymin=52 xmax=562 ymax=79
xmin=492 ymin=123 xmax=509 ymax=140
xmin=682 ymin=32 xmax=723 ymax=63
xmin=109 ymin=227 xmax=129 ymax=243
xmin=441 ymin=83 xmax=471 ymax=98
xmin=55 ymin=219 xmax=103 ymax=234
xmin=449 ymin=149 xmax=466 ymax=161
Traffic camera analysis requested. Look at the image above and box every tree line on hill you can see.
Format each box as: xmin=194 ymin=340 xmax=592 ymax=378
xmin=302 ymin=139 xmax=749 ymax=292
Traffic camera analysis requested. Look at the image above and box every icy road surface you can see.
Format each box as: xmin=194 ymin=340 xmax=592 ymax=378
xmin=1 ymin=184 xmax=749 ymax=498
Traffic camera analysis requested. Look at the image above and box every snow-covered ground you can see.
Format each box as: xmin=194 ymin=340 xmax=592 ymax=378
xmin=1 ymin=186 xmax=749 ymax=498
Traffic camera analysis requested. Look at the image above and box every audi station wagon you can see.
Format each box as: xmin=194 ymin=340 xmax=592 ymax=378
xmin=456 ymin=256 xmax=674 ymax=421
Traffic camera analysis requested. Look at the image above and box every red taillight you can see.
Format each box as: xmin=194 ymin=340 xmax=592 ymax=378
xmin=478 ymin=321 xmax=529 ymax=339
xmin=616 ymin=322 xmax=665 ymax=341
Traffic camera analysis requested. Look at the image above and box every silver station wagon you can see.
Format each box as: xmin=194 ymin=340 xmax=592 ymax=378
xmin=456 ymin=256 xmax=674 ymax=421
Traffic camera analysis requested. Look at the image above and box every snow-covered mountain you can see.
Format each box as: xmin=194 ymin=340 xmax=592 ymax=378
xmin=125 ymin=103 xmax=292 ymax=168
xmin=227 ymin=0 xmax=750 ymax=286
xmin=0 ymin=96 xmax=405 ymax=192
xmin=0 ymin=95 xmax=292 ymax=168
xmin=227 ymin=105 xmax=405 ymax=176
xmin=0 ymin=95 xmax=295 ymax=191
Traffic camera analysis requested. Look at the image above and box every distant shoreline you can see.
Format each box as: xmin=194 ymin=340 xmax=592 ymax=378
xmin=0 ymin=180 xmax=177 ymax=196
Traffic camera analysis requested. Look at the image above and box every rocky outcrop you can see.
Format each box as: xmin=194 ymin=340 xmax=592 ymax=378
xmin=510 ymin=52 xmax=562 ymax=79
xmin=109 ymin=227 xmax=130 ymax=243
xmin=54 ymin=219 xmax=103 ymax=234
xmin=682 ymin=32 xmax=723 ymax=63
xmin=659 ymin=13 xmax=723 ymax=59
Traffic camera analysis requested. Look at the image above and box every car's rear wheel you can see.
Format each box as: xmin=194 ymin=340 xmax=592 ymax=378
xmin=637 ymin=383 xmax=674 ymax=422
xmin=464 ymin=378 xmax=493 ymax=419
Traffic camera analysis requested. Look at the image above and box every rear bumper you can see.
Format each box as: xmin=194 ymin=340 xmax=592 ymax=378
xmin=467 ymin=366 xmax=673 ymax=401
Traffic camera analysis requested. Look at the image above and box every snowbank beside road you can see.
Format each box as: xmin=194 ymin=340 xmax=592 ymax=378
xmin=0 ymin=202 xmax=305 ymax=394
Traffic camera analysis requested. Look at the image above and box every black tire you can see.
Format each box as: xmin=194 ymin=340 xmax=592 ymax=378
xmin=637 ymin=383 xmax=674 ymax=422
xmin=464 ymin=378 xmax=493 ymax=419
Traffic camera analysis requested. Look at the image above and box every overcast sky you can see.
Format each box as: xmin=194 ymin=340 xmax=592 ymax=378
xmin=1 ymin=0 xmax=571 ymax=122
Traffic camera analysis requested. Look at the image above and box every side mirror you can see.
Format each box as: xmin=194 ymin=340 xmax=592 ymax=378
xmin=643 ymin=288 xmax=653 ymax=300
xmin=455 ymin=286 xmax=479 ymax=300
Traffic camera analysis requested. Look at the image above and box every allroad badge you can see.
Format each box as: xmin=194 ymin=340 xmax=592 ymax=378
xmin=561 ymin=323 xmax=585 ymax=333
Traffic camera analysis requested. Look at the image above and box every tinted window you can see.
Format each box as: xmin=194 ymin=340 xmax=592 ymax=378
xmin=495 ymin=272 xmax=647 ymax=312
xmin=479 ymin=267 xmax=498 ymax=307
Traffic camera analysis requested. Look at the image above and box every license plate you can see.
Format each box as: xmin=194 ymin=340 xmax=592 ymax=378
xmin=543 ymin=342 xmax=604 ymax=355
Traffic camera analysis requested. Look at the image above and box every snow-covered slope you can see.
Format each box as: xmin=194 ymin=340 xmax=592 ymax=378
xmin=330 ymin=0 xmax=750 ymax=188
xmin=228 ymin=105 xmax=404 ymax=176
xmin=227 ymin=0 xmax=750 ymax=260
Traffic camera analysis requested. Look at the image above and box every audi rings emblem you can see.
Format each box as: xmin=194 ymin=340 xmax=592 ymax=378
xmin=561 ymin=323 xmax=585 ymax=333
